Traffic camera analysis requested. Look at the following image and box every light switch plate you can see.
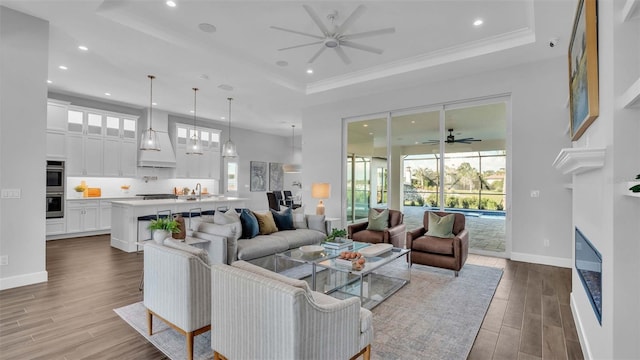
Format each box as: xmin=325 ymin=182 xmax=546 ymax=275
xmin=1 ymin=189 xmax=21 ymax=199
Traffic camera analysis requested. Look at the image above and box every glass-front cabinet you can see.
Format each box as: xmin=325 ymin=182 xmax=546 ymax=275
xmin=175 ymin=123 xmax=221 ymax=179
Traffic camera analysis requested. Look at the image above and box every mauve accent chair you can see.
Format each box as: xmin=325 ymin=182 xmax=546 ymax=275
xmin=406 ymin=211 xmax=469 ymax=277
xmin=348 ymin=209 xmax=406 ymax=248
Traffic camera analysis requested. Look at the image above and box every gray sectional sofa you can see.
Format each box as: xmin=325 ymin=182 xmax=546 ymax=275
xmin=188 ymin=211 xmax=328 ymax=268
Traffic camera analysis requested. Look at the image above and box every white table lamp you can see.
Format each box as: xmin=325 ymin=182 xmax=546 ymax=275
xmin=311 ymin=183 xmax=330 ymax=215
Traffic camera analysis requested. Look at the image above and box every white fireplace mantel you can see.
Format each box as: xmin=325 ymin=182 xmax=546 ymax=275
xmin=552 ymin=148 xmax=606 ymax=175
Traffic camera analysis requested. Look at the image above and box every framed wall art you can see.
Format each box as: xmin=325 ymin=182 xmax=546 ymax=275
xmin=250 ymin=161 xmax=267 ymax=192
xmin=568 ymin=0 xmax=599 ymax=141
xmin=269 ymin=162 xmax=284 ymax=191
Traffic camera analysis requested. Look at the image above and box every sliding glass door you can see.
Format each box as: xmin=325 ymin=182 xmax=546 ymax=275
xmin=345 ymin=97 xmax=508 ymax=256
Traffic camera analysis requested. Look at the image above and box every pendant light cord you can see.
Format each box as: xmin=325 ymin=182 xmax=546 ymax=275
xmin=148 ymin=75 xmax=155 ymax=130
xmin=227 ymin=97 xmax=233 ymax=141
xmin=193 ymin=88 xmax=198 ymax=133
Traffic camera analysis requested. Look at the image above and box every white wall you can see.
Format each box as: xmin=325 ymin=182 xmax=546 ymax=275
xmin=302 ymin=56 xmax=573 ymax=266
xmin=0 ymin=7 xmax=49 ymax=289
xmin=569 ymin=1 xmax=640 ymax=358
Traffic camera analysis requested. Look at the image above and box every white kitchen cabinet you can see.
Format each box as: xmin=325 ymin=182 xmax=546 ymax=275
xmin=100 ymin=200 xmax=112 ymax=230
xmin=175 ymin=124 xmax=221 ymax=179
xmin=66 ymin=133 xmax=103 ymax=176
xmin=46 ymin=218 xmax=66 ymax=236
xmin=66 ymin=200 xmax=99 ymax=233
xmin=46 ymin=130 xmax=66 ymax=159
xmin=47 ymin=100 xmax=69 ymax=131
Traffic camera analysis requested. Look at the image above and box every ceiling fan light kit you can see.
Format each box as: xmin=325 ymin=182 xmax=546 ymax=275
xmin=271 ymin=4 xmax=395 ymax=65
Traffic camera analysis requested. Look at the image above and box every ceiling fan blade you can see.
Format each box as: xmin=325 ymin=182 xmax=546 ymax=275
xmin=303 ymin=5 xmax=330 ymax=36
xmin=422 ymin=140 xmax=440 ymax=144
xmin=270 ymin=26 xmax=324 ymax=40
xmin=277 ymin=41 xmax=323 ymax=51
xmin=335 ymin=47 xmax=351 ymax=65
xmin=337 ymin=4 xmax=366 ymax=34
xmin=308 ymin=46 xmax=327 ymax=63
xmin=456 ymin=138 xmax=482 ymax=142
xmin=340 ymin=40 xmax=384 ymax=54
xmin=342 ymin=27 xmax=396 ymax=40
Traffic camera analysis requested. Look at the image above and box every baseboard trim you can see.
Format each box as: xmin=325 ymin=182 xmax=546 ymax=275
xmin=510 ymin=252 xmax=571 ymax=268
xmin=571 ymin=293 xmax=592 ymax=360
xmin=0 ymin=270 xmax=48 ymax=290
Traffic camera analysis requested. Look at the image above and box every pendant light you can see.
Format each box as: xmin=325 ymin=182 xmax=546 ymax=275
xmin=283 ymin=124 xmax=302 ymax=173
xmin=140 ymin=75 xmax=160 ymax=151
xmin=186 ymin=87 xmax=203 ymax=155
xmin=221 ymin=97 xmax=238 ymax=158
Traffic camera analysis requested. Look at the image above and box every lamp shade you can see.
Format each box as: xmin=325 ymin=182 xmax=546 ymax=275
xmin=311 ymin=183 xmax=330 ymax=199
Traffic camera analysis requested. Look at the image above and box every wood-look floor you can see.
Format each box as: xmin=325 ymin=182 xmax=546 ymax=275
xmin=0 ymin=235 xmax=583 ymax=360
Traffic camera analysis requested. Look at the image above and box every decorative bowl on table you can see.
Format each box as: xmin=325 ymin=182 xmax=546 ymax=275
xmin=359 ymin=243 xmax=393 ymax=258
xmin=299 ymin=245 xmax=324 ymax=255
xmin=336 ymin=251 xmax=366 ymax=270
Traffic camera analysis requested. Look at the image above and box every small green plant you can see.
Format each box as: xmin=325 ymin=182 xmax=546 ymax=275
xmin=148 ymin=218 xmax=180 ymax=233
xmin=326 ymin=228 xmax=347 ymax=242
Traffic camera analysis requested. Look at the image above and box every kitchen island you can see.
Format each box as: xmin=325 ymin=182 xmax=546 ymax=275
xmin=110 ymin=196 xmax=246 ymax=252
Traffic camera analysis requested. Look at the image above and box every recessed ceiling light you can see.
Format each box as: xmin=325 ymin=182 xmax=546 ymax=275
xmin=189 ymin=110 xmax=195 ymax=114
xmin=369 ymin=132 xmax=373 ymax=135
xmin=276 ymin=60 xmax=288 ymax=67
xmin=78 ymin=45 xmax=88 ymax=51
xmin=105 ymin=92 xmax=111 ymax=96
xmin=414 ymin=141 xmax=419 ymax=144
xmin=221 ymin=116 xmax=225 ymax=120
xmin=218 ymin=84 xmax=234 ymax=91
xmin=473 ymin=19 xmax=483 ymax=26
xmin=152 ymin=102 xmax=158 ymax=106
xmin=58 ymin=65 xmax=68 ymax=70
xmin=47 ymin=80 xmax=52 ymax=84
xmin=198 ymin=23 xmax=216 ymax=33
xmin=363 ymin=124 xmax=368 ymax=127
xmin=306 ymin=69 xmax=313 ymax=74
xmin=199 ymin=74 xmax=210 ymax=80
xmin=411 ymin=120 xmax=415 ymax=124
xmin=166 ymin=1 xmax=176 ymax=7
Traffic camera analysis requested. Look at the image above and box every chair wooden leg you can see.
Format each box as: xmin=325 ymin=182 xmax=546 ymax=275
xmin=146 ymin=309 xmax=153 ymax=335
xmin=455 ymin=270 xmax=459 ymax=277
xmin=186 ymin=331 xmax=194 ymax=360
xmin=214 ymin=351 xmax=228 ymax=360
xmin=363 ymin=344 xmax=371 ymax=360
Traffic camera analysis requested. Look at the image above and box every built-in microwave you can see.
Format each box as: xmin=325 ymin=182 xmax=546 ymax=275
xmin=46 ymin=160 xmax=64 ymax=193
xmin=46 ymin=192 xmax=64 ymax=219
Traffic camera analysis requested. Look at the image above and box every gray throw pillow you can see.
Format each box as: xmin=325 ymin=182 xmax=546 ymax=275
xmin=306 ymin=214 xmax=326 ymax=234
xmin=425 ymin=212 xmax=455 ymax=238
xmin=292 ymin=206 xmax=308 ymax=229
xmin=366 ymin=208 xmax=389 ymax=231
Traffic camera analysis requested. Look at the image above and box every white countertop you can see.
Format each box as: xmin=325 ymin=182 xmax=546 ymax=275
xmin=110 ymin=196 xmax=247 ymax=206
xmin=66 ymin=195 xmax=138 ymax=201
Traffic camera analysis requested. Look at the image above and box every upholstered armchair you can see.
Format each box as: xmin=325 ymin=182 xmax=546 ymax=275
xmin=348 ymin=209 xmax=406 ymax=248
xmin=406 ymin=211 xmax=469 ymax=277
xmin=143 ymin=241 xmax=211 ymax=360
xmin=211 ymin=261 xmax=373 ymax=360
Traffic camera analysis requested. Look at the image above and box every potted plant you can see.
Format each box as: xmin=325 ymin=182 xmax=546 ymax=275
xmin=630 ymin=174 xmax=640 ymax=193
xmin=148 ymin=217 xmax=180 ymax=244
xmin=326 ymin=228 xmax=348 ymax=243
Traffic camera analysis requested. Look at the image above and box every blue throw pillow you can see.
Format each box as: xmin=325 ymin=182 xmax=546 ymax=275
xmin=270 ymin=207 xmax=295 ymax=231
xmin=239 ymin=209 xmax=259 ymax=239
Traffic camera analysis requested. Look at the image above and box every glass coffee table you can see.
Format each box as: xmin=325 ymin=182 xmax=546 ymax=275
xmin=274 ymin=242 xmax=371 ymax=291
xmin=316 ymin=247 xmax=411 ymax=309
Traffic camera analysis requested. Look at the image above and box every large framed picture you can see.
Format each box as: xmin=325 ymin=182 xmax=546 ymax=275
xmin=568 ymin=0 xmax=599 ymax=141
xmin=250 ymin=161 xmax=267 ymax=192
xmin=269 ymin=162 xmax=284 ymax=191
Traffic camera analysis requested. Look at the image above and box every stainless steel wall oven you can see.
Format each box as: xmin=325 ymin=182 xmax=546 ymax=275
xmin=46 ymin=161 xmax=65 ymax=218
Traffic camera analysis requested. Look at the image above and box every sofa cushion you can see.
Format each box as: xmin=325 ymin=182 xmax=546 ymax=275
xmin=163 ymin=238 xmax=210 ymax=265
xmin=292 ymin=206 xmax=308 ymax=229
xmin=412 ymin=235 xmax=454 ymax=256
xmin=239 ymin=209 xmax=259 ymax=239
xmin=366 ymin=208 xmax=389 ymax=231
xmin=236 ymin=235 xmax=289 ymax=261
xmin=425 ymin=212 xmax=455 ymax=238
xmin=306 ymin=215 xmax=326 ymax=234
xmin=198 ymin=222 xmax=240 ymax=242
xmin=189 ymin=215 xmax=215 ymax=232
xmin=253 ymin=211 xmax=278 ymax=235
xmin=270 ymin=207 xmax=295 ymax=231
xmin=271 ymin=229 xmax=324 ymax=249
xmin=213 ymin=209 xmax=242 ymax=239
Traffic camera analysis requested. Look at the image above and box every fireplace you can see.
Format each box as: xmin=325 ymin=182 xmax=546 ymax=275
xmin=575 ymin=227 xmax=602 ymax=325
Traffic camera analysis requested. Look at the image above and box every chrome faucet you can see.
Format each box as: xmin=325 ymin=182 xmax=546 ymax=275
xmin=195 ymin=183 xmax=202 ymax=201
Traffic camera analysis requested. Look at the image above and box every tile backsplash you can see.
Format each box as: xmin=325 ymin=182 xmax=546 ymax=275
xmin=67 ymin=177 xmax=218 ymax=198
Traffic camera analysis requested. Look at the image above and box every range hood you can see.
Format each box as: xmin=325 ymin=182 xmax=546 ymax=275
xmin=138 ymin=110 xmax=177 ymax=168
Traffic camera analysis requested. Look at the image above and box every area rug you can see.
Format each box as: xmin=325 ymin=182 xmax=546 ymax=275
xmin=114 ymin=263 xmax=501 ymax=360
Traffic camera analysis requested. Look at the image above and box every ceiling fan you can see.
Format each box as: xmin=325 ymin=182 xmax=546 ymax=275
xmin=423 ymin=129 xmax=482 ymax=145
xmin=270 ymin=5 xmax=395 ymax=65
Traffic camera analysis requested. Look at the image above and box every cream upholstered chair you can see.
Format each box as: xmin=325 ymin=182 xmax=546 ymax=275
xmin=143 ymin=241 xmax=211 ymax=360
xmin=210 ymin=261 xmax=373 ymax=360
